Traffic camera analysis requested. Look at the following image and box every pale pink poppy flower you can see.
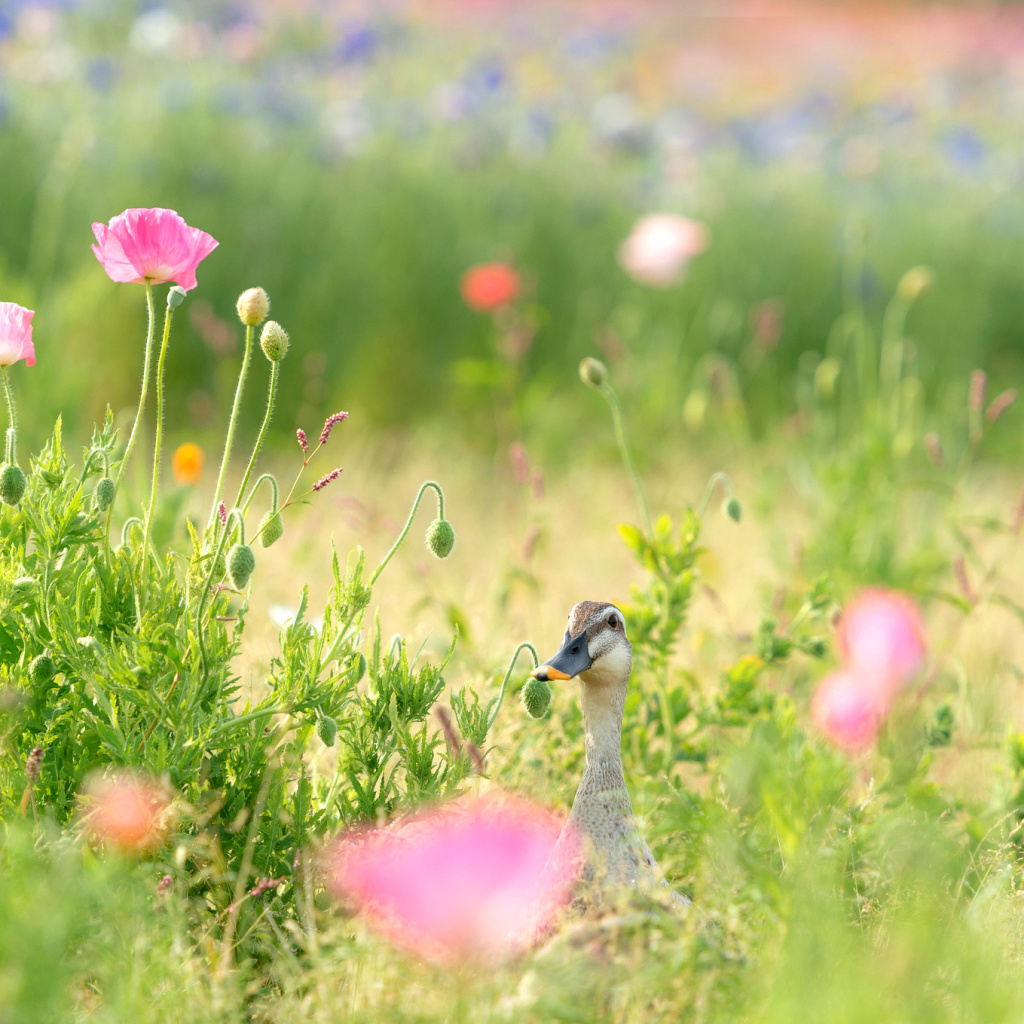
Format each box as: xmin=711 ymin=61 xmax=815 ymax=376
xmin=80 ymin=772 xmax=174 ymax=853
xmin=617 ymin=213 xmax=710 ymax=287
xmin=327 ymin=794 xmax=578 ymax=961
xmin=91 ymin=208 xmax=219 ymax=291
xmin=0 ymin=303 xmax=35 ymax=367
xmin=812 ymin=669 xmax=884 ymax=753
xmin=837 ymin=588 xmax=926 ymax=699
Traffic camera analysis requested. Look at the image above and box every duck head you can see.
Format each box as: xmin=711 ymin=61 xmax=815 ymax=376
xmin=532 ymin=600 xmax=632 ymax=690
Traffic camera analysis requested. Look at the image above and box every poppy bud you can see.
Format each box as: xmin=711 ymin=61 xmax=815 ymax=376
xmin=227 ymin=543 xmax=256 ymax=589
xmin=426 ymin=518 xmax=455 ymax=558
xmin=0 ymin=464 xmax=26 ymax=506
xmin=236 ymin=287 xmax=270 ymax=327
xmin=93 ymin=477 xmax=116 ymax=512
xmin=260 ymin=321 xmax=290 ymax=362
xmin=258 ymin=509 xmax=284 ymax=548
xmin=316 ymin=715 xmax=338 ymax=747
xmin=521 ymin=676 xmax=552 ymax=719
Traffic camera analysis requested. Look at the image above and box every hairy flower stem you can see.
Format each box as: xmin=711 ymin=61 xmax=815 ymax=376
xmin=194 ymin=508 xmax=244 ymax=682
xmin=1 ymin=368 xmax=18 ymax=464
xmin=115 ymin=282 xmax=156 ymax=491
xmin=369 ymin=480 xmax=445 ymax=585
xmin=233 ymin=361 xmax=279 ymax=511
xmin=205 ymin=323 xmax=254 ymax=539
xmin=140 ymin=302 xmax=176 ymax=590
xmin=598 ymin=381 xmax=652 ymax=538
xmin=485 ymin=642 xmax=540 ymax=733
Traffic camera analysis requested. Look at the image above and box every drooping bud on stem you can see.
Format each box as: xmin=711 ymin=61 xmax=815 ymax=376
xmin=521 ymin=676 xmax=552 ymax=719
xmin=426 ymin=518 xmax=456 ymax=558
xmin=0 ymin=464 xmax=26 ymax=506
xmin=227 ymin=543 xmax=256 ymax=590
xmin=93 ymin=477 xmax=116 ymax=512
xmin=698 ymin=471 xmax=742 ymax=524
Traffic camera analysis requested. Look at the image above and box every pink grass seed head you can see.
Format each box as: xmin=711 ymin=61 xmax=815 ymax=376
xmin=617 ymin=213 xmax=710 ymax=287
xmin=812 ymin=668 xmax=885 ymax=753
xmin=837 ymin=588 xmax=926 ymax=697
xmin=327 ymin=794 xmax=578 ymax=961
xmin=0 ymin=303 xmax=35 ymax=367
xmin=91 ymin=208 xmax=218 ymax=291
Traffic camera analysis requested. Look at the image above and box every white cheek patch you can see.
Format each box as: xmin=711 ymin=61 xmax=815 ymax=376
xmin=584 ymin=641 xmax=631 ymax=686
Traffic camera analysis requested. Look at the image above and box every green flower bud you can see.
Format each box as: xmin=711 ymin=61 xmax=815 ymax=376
xmin=227 ymin=543 xmax=256 ymax=589
xmin=260 ymin=321 xmax=290 ymax=362
xmin=0 ymin=464 xmax=26 ymax=506
xmin=167 ymin=285 xmax=187 ymax=309
xmin=236 ymin=287 xmax=270 ymax=327
xmin=93 ymin=477 xmax=116 ymax=512
xmin=29 ymin=654 xmax=56 ymax=686
xmin=579 ymin=357 xmax=608 ymax=389
xmin=11 ymin=576 xmax=36 ymax=601
xmin=723 ymin=497 xmax=742 ymax=523
xmin=316 ymin=715 xmax=338 ymax=747
xmin=257 ymin=509 xmax=284 ymax=548
xmin=521 ymin=676 xmax=552 ymax=719
xmin=426 ymin=518 xmax=455 ymax=558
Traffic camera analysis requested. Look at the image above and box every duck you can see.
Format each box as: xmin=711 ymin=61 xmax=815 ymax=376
xmin=532 ymin=600 xmax=688 ymax=907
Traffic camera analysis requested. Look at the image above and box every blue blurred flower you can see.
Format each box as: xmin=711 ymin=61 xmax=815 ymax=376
xmin=942 ymin=126 xmax=986 ymax=172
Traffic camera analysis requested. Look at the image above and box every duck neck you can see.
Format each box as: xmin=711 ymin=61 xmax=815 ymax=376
xmin=579 ymin=677 xmax=626 ymax=768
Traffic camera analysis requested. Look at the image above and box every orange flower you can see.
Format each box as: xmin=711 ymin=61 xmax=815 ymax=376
xmin=460 ymin=262 xmax=520 ymax=313
xmin=172 ymin=442 xmax=204 ymax=485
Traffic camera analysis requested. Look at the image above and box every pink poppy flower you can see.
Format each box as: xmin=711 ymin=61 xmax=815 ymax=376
xmin=837 ymin=588 xmax=926 ymax=699
xmin=0 ymin=303 xmax=35 ymax=367
xmin=91 ymin=208 xmax=219 ymax=291
xmin=617 ymin=213 xmax=709 ymax=287
xmin=460 ymin=262 xmax=521 ymax=312
xmin=80 ymin=772 xmax=174 ymax=853
xmin=812 ymin=669 xmax=884 ymax=753
xmin=327 ymin=794 xmax=578 ymax=961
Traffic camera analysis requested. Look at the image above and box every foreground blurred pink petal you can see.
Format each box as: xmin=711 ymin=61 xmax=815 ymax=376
xmin=91 ymin=208 xmax=219 ymax=291
xmin=812 ymin=669 xmax=884 ymax=752
xmin=327 ymin=795 xmax=577 ymax=960
xmin=80 ymin=772 xmax=174 ymax=853
xmin=617 ymin=213 xmax=709 ymax=287
xmin=0 ymin=303 xmax=35 ymax=367
xmin=837 ymin=588 xmax=926 ymax=695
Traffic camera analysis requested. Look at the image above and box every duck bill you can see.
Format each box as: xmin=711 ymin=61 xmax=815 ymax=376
xmin=531 ymin=633 xmax=593 ymax=682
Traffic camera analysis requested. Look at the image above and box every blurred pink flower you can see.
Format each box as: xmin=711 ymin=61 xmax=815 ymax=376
xmin=460 ymin=262 xmax=521 ymax=312
xmin=617 ymin=213 xmax=709 ymax=287
xmin=812 ymin=669 xmax=883 ymax=752
xmin=0 ymin=303 xmax=35 ymax=367
xmin=80 ymin=772 xmax=174 ymax=853
xmin=91 ymin=208 xmax=219 ymax=291
xmin=327 ymin=794 xmax=577 ymax=960
xmin=837 ymin=588 xmax=925 ymax=697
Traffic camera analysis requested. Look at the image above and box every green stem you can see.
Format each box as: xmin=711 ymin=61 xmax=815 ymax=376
xmin=195 ymin=509 xmax=244 ymax=682
xmin=599 ymin=382 xmax=652 ymax=537
xmin=233 ymin=361 xmax=279 ymax=511
xmin=485 ymin=642 xmax=539 ymax=733
xmin=206 ymin=323 xmax=254 ymax=538
xmin=697 ymin=472 xmax=735 ymax=520
xmin=1 ymin=368 xmax=18 ymax=465
xmin=241 ymin=472 xmax=279 ymax=515
xmin=369 ymin=480 xmax=445 ymax=586
xmin=114 ymin=282 xmax=156 ymax=490
xmin=140 ymin=302 xmax=176 ymax=589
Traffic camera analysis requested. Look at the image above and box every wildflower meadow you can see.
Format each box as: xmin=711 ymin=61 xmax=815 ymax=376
xmin=4 ymin=3 xmax=1024 ymax=1023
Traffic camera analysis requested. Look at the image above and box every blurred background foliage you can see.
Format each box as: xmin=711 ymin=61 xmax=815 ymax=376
xmin=3 ymin=0 xmax=1024 ymax=462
